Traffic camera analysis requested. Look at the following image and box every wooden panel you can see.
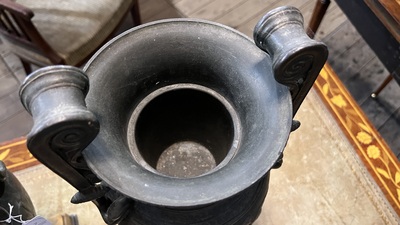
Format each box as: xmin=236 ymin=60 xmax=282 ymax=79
xmin=322 ymin=21 xmax=361 ymax=60
xmin=174 ymin=0 xmax=214 ymax=15
xmin=143 ymin=5 xmax=183 ymax=23
xmin=336 ymin=0 xmax=400 ymax=73
xmin=378 ymin=0 xmax=400 ymax=23
xmin=378 ymin=107 xmax=400 ymax=158
xmin=167 ymin=0 xmax=184 ymax=4
xmin=189 ymin=0 xmax=248 ymax=20
xmin=138 ymin=0 xmax=171 ymax=22
xmin=0 ymin=68 xmax=19 ymax=97
xmin=0 ymin=90 xmax=25 ymax=123
xmin=346 ymin=57 xmax=388 ymax=104
xmin=364 ymin=0 xmax=400 ymax=42
xmin=0 ymin=50 xmax=26 ymax=81
xmin=313 ymin=4 xmax=347 ymax=39
xmin=236 ymin=0 xmax=310 ymax=37
xmin=360 ymin=97 xmax=397 ymax=133
xmin=328 ymin=38 xmax=375 ymax=80
xmin=300 ymin=0 xmax=321 ymax=25
xmin=214 ymin=0 xmax=278 ymax=28
xmin=0 ymin=111 xmax=32 ymax=143
xmin=0 ymin=55 xmax=8 ymax=79
xmin=361 ymin=79 xmax=400 ymax=127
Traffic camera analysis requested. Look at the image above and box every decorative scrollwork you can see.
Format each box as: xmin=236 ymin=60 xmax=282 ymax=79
xmin=273 ymin=54 xmax=315 ymax=94
xmin=51 ymin=127 xmax=90 ymax=150
xmin=282 ymin=54 xmax=314 ymax=80
xmin=253 ymin=6 xmax=328 ymax=115
xmin=20 ymin=65 xmax=100 ymax=191
xmin=49 ymin=126 xmax=96 ymax=171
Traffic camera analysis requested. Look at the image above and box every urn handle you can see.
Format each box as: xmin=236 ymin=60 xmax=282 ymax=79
xmin=19 ymin=66 xmax=131 ymax=224
xmin=19 ymin=66 xmax=99 ymax=191
xmin=254 ymin=6 xmax=328 ymax=115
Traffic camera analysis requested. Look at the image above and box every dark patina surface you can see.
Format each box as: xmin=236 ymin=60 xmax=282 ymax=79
xmin=19 ymin=6 xmax=327 ymax=225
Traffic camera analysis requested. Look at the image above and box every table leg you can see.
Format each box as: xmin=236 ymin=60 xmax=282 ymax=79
xmin=307 ymin=0 xmax=331 ymax=38
xmin=371 ymin=74 xmax=394 ymax=98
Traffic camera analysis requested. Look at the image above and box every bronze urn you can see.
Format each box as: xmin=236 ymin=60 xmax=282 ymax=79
xmin=19 ymin=6 xmax=327 ymax=225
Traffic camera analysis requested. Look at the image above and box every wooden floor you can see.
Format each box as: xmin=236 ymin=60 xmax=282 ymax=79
xmin=0 ymin=0 xmax=399 ymax=159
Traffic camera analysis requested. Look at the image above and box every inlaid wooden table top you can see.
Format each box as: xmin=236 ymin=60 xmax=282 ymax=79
xmin=365 ymin=0 xmax=400 ymax=42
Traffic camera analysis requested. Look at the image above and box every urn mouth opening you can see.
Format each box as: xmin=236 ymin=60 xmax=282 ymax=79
xmin=128 ymin=84 xmax=241 ymax=178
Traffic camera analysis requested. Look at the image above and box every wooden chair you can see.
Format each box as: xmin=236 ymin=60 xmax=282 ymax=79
xmin=0 ymin=0 xmax=141 ymax=74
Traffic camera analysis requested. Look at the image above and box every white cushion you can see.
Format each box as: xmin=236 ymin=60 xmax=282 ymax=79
xmin=16 ymin=0 xmax=133 ymax=65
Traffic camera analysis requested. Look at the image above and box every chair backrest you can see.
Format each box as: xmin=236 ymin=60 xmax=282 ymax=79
xmin=0 ymin=0 xmax=63 ymax=64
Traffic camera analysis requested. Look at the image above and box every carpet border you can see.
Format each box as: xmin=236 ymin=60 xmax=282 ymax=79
xmin=314 ymin=63 xmax=400 ymax=215
xmin=0 ymin=137 xmax=39 ymax=172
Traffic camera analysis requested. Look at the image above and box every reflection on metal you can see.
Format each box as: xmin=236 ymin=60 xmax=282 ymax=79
xmin=19 ymin=6 xmax=327 ymax=225
xmin=0 ymin=161 xmax=36 ymax=224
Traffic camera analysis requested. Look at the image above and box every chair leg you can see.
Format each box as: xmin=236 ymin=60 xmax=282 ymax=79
xmin=20 ymin=59 xmax=32 ymax=75
xmin=371 ymin=74 xmax=393 ymax=98
xmin=131 ymin=0 xmax=142 ymax=26
xmin=307 ymin=0 xmax=331 ymax=38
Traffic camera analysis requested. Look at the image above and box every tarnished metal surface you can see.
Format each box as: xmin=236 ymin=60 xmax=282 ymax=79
xmin=19 ymin=6 xmax=327 ymax=225
xmin=0 ymin=161 xmax=35 ymax=224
